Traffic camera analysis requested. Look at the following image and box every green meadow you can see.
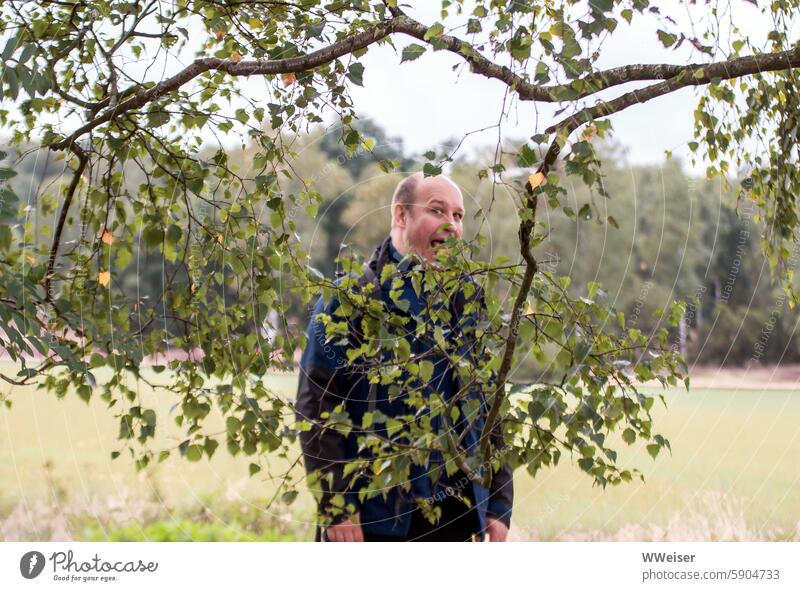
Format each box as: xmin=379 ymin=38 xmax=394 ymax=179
xmin=1 ymin=363 xmax=798 ymax=541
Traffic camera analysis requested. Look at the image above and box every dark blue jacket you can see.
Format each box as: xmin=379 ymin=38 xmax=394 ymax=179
xmin=295 ymin=237 xmax=513 ymax=539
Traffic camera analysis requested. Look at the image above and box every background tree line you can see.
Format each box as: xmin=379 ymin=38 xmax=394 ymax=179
xmin=5 ymin=119 xmax=796 ymax=375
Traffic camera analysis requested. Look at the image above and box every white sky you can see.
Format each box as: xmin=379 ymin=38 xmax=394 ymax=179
xmin=345 ymin=1 xmax=778 ymax=169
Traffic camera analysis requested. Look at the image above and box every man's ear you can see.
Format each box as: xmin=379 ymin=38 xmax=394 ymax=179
xmin=393 ymin=202 xmax=408 ymax=229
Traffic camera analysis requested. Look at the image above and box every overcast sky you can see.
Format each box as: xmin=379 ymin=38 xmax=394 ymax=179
xmin=345 ymin=2 xmax=779 ymax=170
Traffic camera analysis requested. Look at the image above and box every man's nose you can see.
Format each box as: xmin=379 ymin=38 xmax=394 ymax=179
xmin=442 ymin=216 xmax=461 ymax=236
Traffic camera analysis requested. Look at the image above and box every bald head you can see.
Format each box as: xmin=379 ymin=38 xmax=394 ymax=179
xmin=389 ymin=172 xmax=465 ymax=263
xmin=391 ymin=172 xmax=462 ymax=228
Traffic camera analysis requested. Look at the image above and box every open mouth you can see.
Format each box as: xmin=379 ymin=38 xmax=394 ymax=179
xmin=430 ymin=239 xmax=445 ymax=249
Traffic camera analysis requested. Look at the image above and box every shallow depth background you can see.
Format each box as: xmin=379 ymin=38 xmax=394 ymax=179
xmin=2 ymin=363 xmax=798 ymax=541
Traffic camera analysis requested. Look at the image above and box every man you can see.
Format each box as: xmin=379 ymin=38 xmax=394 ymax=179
xmin=295 ymin=172 xmax=513 ymax=542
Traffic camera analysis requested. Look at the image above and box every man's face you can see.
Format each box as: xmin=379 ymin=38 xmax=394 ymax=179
xmin=399 ymin=177 xmax=465 ymax=264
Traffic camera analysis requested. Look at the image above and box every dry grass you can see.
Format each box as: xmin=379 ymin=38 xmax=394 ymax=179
xmin=510 ymin=492 xmax=800 ymax=541
xmin=1 ymin=488 xmax=162 ymax=541
xmin=0 ymin=485 xmax=308 ymax=542
xmin=6 ymin=489 xmax=797 ymax=542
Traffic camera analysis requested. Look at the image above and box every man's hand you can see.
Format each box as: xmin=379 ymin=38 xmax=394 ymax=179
xmin=324 ymin=517 xmax=364 ymax=542
xmin=485 ymin=516 xmax=509 ymax=542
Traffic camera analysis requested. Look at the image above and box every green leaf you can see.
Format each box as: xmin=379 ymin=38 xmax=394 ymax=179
xmin=467 ymin=18 xmax=482 ymax=34
xmin=423 ymin=23 xmax=444 ymax=41
xmin=185 ymin=445 xmax=203 ymax=462
xmin=204 ymin=437 xmax=219 ymax=458
xmin=116 ymin=247 xmax=132 ymax=270
xmin=510 ymin=32 xmax=533 ymax=62
xmin=386 ymin=418 xmax=403 ymax=437
xmin=401 ymin=44 xmax=426 ymax=62
xmin=418 ymin=360 xmax=434 ymax=383
xmin=18 ymin=43 xmax=35 ymax=65
xmin=574 ymin=341 xmax=592 ymax=363
xmin=657 ymin=30 xmax=678 ymax=48
xmin=423 ymin=163 xmax=441 ymax=176
xmin=119 ymin=415 xmax=134 ymax=439
xmin=147 ymin=109 xmax=170 ymax=128
xmin=346 ymin=63 xmax=365 ymax=86
xmin=646 ymin=444 xmax=660 ymax=459
xmin=77 ymin=384 xmax=92 ymax=403
xmin=143 ymin=226 xmax=164 ymax=248
xmin=517 ymin=144 xmax=537 ymax=168
xmin=226 ymin=416 xmax=241 ymax=434
xmin=450 ymin=405 xmax=460 ymax=423
xmin=2 ymin=36 xmax=19 ymax=61
xmin=590 ymin=0 xmax=614 ymax=13
xmin=4 ymin=68 xmax=19 ymax=100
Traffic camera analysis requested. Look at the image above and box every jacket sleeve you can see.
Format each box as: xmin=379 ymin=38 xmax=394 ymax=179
xmin=294 ymin=293 xmax=356 ymax=523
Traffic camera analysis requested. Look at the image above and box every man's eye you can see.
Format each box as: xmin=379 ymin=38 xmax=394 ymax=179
xmin=431 ymin=208 xmax=443 ymax=215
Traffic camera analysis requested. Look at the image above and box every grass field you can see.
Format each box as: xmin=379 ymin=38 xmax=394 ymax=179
xmin=1 ymin=363 xmax=798 ymax=541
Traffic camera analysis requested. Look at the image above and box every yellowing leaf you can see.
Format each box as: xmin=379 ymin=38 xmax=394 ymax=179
xmin=98 ymin=271 xmax=110 ymax=287
xmin=528 ymin=171 xmax=545 ymax=189
xmin=281 ymin=72 xmax=297 ymax=87
xmin=581 ymin=125 xmax=597 ymax=141
xmin=215 ymin=31 xmax=226 ymax=41
xmin=101 ymin=229 xmax=114 ymax=245
xmin=230 ymin=52 xmax=242 ymax=63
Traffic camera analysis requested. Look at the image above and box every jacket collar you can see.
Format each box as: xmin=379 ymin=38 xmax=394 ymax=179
xmin=364 ymin=236 xmax=418 ymax=282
